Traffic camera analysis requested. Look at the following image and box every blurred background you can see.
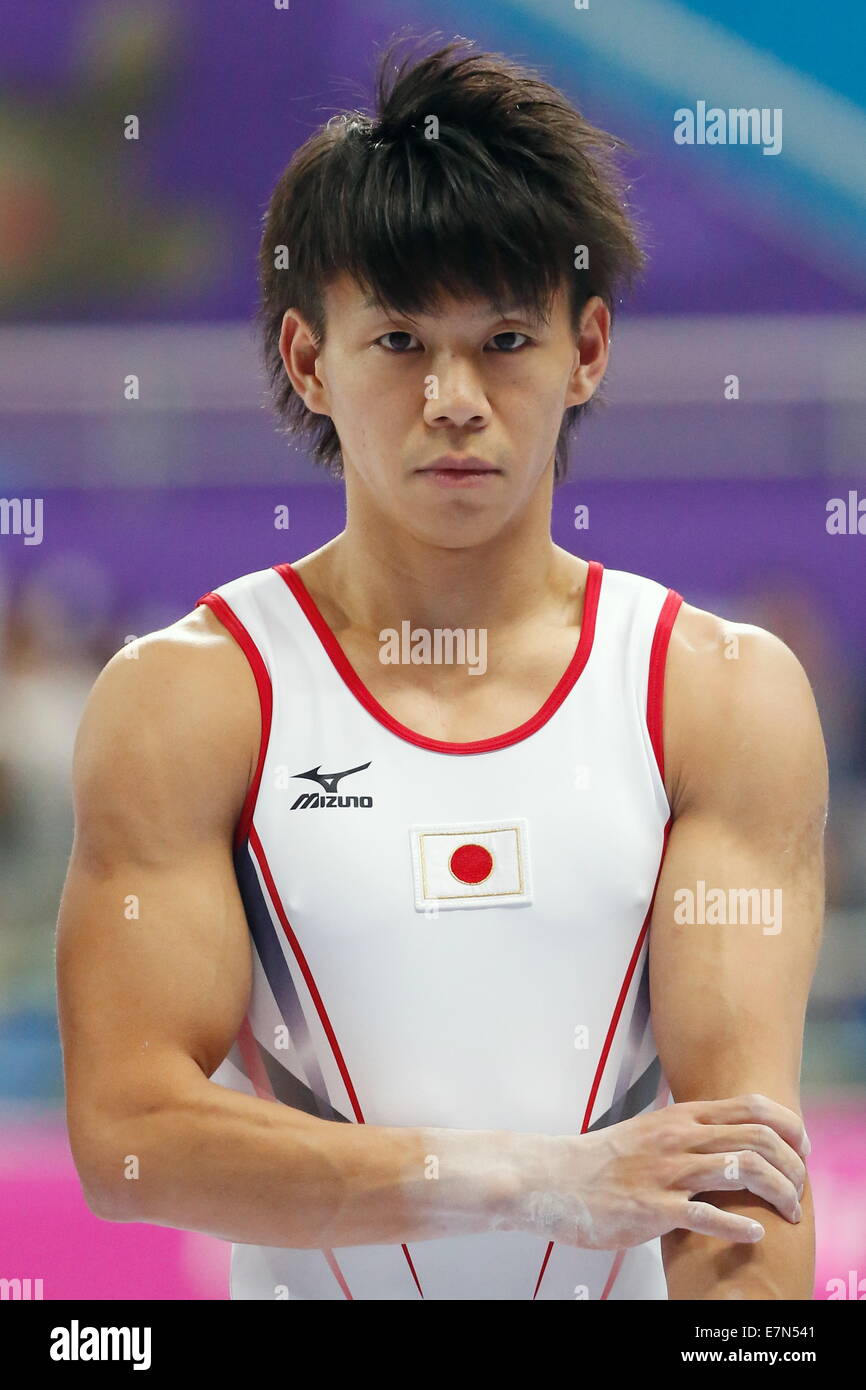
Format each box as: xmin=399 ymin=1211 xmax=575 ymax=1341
xmin=1 ymin=0 xmax=864 ymax=1299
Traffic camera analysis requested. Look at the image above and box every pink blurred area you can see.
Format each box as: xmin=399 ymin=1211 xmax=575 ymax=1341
xmin=809 ymin=1098 xmax=866 ymax=1299
xmin=0 ymin=1114 xmax=229 ymax=1299
xmin=2 ymin=1103 xmax=864 ymax=1300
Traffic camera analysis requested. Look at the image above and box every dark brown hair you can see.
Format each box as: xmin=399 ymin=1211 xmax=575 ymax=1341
xmin=258 ymin=33 xmax=647 ymax=484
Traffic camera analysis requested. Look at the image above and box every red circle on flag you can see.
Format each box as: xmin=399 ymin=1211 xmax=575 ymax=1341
xmin=449 ymin=843 xmax=494 ymax=884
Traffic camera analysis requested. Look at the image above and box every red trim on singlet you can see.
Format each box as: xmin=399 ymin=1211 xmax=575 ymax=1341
xmin=647 ymin=589 xmax=684 ymax=786
xmin=248 ymin=823 xmax=425 ymax=1301
xmin=237 ymin=1014 xmax=276 ymax=1102
xmin=194 ymin=591 xmax=273 ymax=851
xmin=531 ymin=812 xmax=674 ymax=1301
xmin=599 ymin=1249 xmax=627 ymax=1301
xmin=321 ymin=1249 xmax=354 ymax=1300
xmin=271 ymin=559 xmax=604 ymax=755
xmin=249 ymin=824 xmax=366 ymax=1124
xmin=235 ymin=1013 xmax=355 ymax=1300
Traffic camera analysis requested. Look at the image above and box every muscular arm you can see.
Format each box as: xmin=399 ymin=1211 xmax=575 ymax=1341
xmin=652 ymin=605 xmax=827 ymax=1299
xmin=57 ymin=610 xmax=516 ymax=1251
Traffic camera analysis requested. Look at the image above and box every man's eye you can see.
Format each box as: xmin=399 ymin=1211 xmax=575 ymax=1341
xmin=375 ymin=330 xmax=532 ymax=353
xmin=488 ymin=332 xmax=530 ymax=352
xmin=376 ymin=331 xmax=419 ymax=352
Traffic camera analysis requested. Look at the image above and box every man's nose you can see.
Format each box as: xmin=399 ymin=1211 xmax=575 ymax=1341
xmin=423 ymin=359 xmax=491 ymax=429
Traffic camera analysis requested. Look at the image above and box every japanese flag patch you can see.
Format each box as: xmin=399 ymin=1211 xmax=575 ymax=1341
xmin=409 ymin=819 xmax=532 ymax=912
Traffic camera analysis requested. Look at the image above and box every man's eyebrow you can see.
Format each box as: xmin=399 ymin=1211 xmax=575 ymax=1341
xmin=359 ymin=296 xmax=543 ymax=322
xmin=359 ymin=294 xmax=418 ymax=322
xmin=492 ymin=305 xmax=546 ymax=322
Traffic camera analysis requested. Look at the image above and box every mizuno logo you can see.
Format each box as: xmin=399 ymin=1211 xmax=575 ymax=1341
xmin=290 ymin=793 xmax=373 ymax=810
xmin=292 ymin=761 xmax=371 ymax=794
xmin=290 ymin=761 xmax=373 ymax=810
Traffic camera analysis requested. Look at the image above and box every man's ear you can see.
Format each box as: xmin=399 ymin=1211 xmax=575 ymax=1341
xmin=565 ymin=296 xmax=610 ymax=409
xmin=278 ymin=308 xmax=330 ymax=415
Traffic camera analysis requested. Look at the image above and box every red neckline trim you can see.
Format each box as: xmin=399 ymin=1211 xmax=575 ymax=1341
xmin=272 ymin=559 xmax=603 ymax=755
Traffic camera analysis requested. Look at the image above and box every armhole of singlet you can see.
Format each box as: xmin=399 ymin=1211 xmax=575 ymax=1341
xmin=195 ymin=590 xmax=273 ymax=851
xmin=646 ymin=588 xmax=684 ymax=791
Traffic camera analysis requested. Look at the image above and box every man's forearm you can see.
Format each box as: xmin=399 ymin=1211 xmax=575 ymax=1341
xmin=661 ymin=1177 xmax=815 ymax=1299
xmin=83 ymin=1077 xmax=526 ymax=1248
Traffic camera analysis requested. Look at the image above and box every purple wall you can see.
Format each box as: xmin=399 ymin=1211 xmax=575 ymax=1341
xmin=4 ymin=480 xmax=864 ymax=656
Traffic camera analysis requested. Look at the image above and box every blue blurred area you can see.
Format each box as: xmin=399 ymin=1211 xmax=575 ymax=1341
xmin=683 ymin=1 xmax=860 ymax=102
xmin=0 ymin=1008 xmax=64 ymax=1102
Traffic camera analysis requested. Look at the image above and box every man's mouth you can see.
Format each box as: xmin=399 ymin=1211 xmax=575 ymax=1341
xmin=417 ymin=455 xmax=502 ymax=484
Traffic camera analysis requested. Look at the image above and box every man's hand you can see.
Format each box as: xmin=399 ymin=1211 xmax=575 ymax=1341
xmin=500 ymin=1093 xmax=807 ymax=1249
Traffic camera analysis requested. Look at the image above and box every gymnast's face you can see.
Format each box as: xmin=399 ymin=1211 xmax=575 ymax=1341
xmin=280 ymin=271 xmax=609 ymax=546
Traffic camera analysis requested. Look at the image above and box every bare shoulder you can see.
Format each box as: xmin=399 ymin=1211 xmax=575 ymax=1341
xmin=73 ymin=603 xmax=262 ymax=861
xmin=662 ymin=600 xmax=828 ymax=818
xmin=86 ymin=601 xmax=260 ymax=746
xmin=665 ymin=599 xmax=809 ymax=693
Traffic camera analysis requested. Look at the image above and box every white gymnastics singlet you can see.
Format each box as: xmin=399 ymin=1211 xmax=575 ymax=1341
xmin=195 ymin=558 xmax=683 ymax=1300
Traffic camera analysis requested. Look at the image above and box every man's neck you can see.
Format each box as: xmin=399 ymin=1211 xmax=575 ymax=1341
xmin=303 ymin=527 xmax=584 ymax=640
